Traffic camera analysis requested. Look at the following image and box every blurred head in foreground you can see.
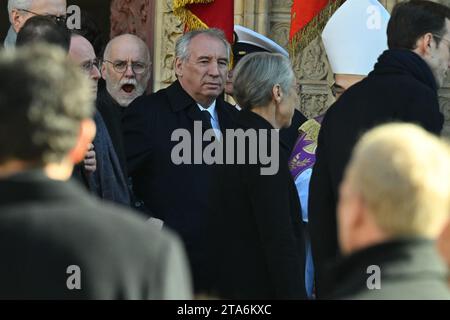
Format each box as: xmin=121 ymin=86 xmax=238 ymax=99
xmin=0 ymin=44 xmax=96 ymax=180
xmin=338 ymin=123 xmax=450 ymax=255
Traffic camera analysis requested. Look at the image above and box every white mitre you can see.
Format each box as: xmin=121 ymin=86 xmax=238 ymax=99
xmin=322 ymin=0 xmax=390 ymax=75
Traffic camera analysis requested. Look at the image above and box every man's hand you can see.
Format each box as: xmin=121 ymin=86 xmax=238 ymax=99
xmin=84 ymin=143 xmax=96 ymax=173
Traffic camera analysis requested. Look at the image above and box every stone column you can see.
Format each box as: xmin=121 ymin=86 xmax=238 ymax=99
xmin=152 ymin=1 xmax=183 ymax=92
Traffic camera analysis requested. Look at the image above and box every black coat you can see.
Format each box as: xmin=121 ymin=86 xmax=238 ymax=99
xmin=122 ymin=80 xmax=238 ymax=292
xmin=0 ymin=170 xmax=192 ymax=299
xmin=328 ymin=238 xmax=450 ymax=300
xmin=206 ymin=110 xmax=307 ymax=299
xmin=309 ymin=49 xmax=444 ymax=297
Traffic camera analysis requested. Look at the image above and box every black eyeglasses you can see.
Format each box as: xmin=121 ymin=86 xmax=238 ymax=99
xmin=432 ymin=34 xmax=450 ymax=53
xmin=103 ymin=60 xmax=148 ymax=74
xmin=81 ymin=59 xmax=101 ymax=74
xmin=19 ymin=9 xmax=67 ymax=26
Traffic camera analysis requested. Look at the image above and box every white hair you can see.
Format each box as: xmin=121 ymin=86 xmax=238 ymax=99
xmin=233 ymin=52 xmax=295 ymax=111
xmin=8 ymin=0 xmax=33 ymax=24
xmin=8 ymin=0 xmax=33 ymax=14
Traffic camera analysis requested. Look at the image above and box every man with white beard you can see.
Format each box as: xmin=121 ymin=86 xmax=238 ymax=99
xmin=97 ymin=34 xmax=151 ymax=178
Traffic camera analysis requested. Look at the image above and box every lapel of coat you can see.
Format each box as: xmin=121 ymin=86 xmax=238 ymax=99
xmin=166 ymin=80 xmax=211 ymax=130
xmin=216 ymin=99 xmax=238 ymax=132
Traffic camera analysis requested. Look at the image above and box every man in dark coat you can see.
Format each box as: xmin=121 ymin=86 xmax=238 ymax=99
xmin=0 ymin=44 xmax=192 ymax=299
xmin=69 ymin=34 xmax=131 ymax=207
xmin=99 ymin=34 xmax=152 ymax=175
xmin=123 ymin=28 xmax=238 ymax=293
xmin=309 ymin=0 xmax=449 ymax=297
xmin=97 ymin=34 xmax=153 ymax=212
xmin=330 ymin=123 xmax=450 ymax=299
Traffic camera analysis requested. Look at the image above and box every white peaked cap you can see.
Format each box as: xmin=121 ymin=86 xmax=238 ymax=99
xmin=234 ymin=25 xmax=289 ymax=57
xmin=322 ymin=0 xmax=390 ymax=75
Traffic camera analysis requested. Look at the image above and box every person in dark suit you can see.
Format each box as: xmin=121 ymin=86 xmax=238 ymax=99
xmin=123 ymin=28 xmax=238 ymax=293
xmin=205 ymin=52 xmax=306 ymax=299
xmin=0 ymin=44 xmax=192 ymax=299
xmin=309 ymin=0 xmax=449 ymax=297
xmin=98 ymin=34 xmax=153 ymax=213
xmin=330 ymin=123 xmax=450 ymax=299
xmin=69 ymin=34 xmax=131 ymax=207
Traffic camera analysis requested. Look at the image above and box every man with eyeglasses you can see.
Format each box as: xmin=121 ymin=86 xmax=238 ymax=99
xmin=4 ymin=0 xmax=66 ymax=48
xmin=97 ymin=34 xmax=151 ymax=211
xmin=69 ymin=34 xmax=131 ymax=207
xmin=309 ymin=0 xmax=449 ymax=298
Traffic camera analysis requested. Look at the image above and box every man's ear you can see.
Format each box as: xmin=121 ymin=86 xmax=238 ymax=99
xmin=101 ymin=62 xmax=107 ymax=80
xmin=351 ymin=193 xmax=367 ymax=229
xmin=68 ymin=119 xmax=96 ymax=164
xmin=175 ymin=57 xmax=183 ymax=78
xmin=11 ymin=9 xmax=26 ymax=33
xmin=415 ymin=32 xmax=434 ymax=57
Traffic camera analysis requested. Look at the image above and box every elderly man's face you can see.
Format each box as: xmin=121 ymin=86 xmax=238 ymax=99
xmin=69 ymin=36 xmax=101 ymax=96
xmin=12 ymin=0 xmax=67 ymax=32
xmin=176 ymin=34 xmax=229 ymax=107
xmin=102 ymin=35 xmax=151 ymax=107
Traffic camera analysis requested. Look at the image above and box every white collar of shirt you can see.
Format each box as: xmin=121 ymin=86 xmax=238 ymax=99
xmin=197 ymin=100 xmax=217 ymax=121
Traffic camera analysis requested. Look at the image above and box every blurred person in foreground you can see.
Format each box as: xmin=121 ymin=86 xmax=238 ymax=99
xmin=331 ymin=123 xmax=450 ymax=299
xmin=0 ymin=44 xmax=192 ymax=299
xmin=15 ymin=16 xmax=99 ymax=196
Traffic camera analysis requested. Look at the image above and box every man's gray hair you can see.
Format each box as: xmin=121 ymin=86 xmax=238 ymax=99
xmin=175 ymin=28 xmax=231 ymax=62
xmin=0 ymin=44 xmax=95 ymax=165
xmin=233 ymin=52 xmax=295 ymax=110
xmin=8 ymin=0 xmax=32 ymax=14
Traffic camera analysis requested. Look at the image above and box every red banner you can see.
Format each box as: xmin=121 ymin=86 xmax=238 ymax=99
xmin=173 ymin=0 xmax=234 ymax=44
xmin=289 ymin=0 xmax=334 ymax=41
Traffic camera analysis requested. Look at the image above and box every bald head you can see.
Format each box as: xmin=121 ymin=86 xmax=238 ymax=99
xmin=101 ymin=34 xmax=151 ymax=107
xmin=69 ymin=35 xmax=100 ymax=96
xmin=103 ymin=34 xmax=150 ymax=63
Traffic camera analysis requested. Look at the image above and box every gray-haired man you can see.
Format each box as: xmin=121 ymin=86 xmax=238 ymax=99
xmin=4 ymin=0 xmax=66 ymax=48
xmin=123 ymin=28 xmax=238 ymax=294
